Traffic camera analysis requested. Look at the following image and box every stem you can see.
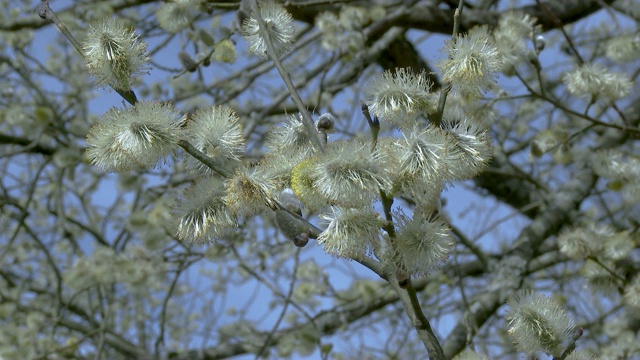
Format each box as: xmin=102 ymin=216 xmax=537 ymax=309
xmin=38 ymin=0 xmax=137 ymax=105
xmin=391 ymin=279 xmax=446 ymax=360
xmin=361 ymin=101 xmax=380 ymax=151
xmin=554 ymin=327 xmax=583 ymax=360
xmin=177 ymin=139 xmax=229 ymax=178
xmin=249 ymin=0 xmax=324 ymax=151
xmin=433 ymin=0 xmax=465 ymax=127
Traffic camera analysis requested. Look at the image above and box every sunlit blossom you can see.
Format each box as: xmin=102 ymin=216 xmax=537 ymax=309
xmin=185 ymin=105 xmax=245 ymax=176
xmin=85 ymin=101 xmax=180 ymax=172
xmin=365 ymin=68 xmax=432 ymax=127
xmin=242 ymin=1 xmax=296 ymax=59
xmin=317 ymin=207 xmax=384 ymax=259
xmin=506 ymin=290 xmax=575 ymax=356
xmin=439 ymin=26 xmax=501 ymax=99
xmin=83 ymin=17 xmax=150 ymax=90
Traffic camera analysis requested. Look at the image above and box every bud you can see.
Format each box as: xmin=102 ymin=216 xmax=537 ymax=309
xmin=293 ymin=233 xmax=309 ymax=247
xmin=198 ymin=28 xmax=215 ymax=47
xmin=535 ymin=35 xmax=546 ymax=52
xmin=316 ymin=113 xmax=336 ymax=133
xmin=179 ymin=51 xmax=198 ymax=72
xmin=275 ymin=209 xmax=310 ymax=246
xmin=397 ymin=271 xmax=411 ymax=288
xmin=279 ymin=188 xmax=302 ymax=215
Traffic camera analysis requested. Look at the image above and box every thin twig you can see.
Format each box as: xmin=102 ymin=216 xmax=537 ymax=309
xmin=392 ymin=280 xmax=446 ymax=360
xmin=177 ymin=139 xmax=229 ymax=178
xmin=554 ymin=327 xmax=583 ymax=360
xmin=38 ymin=0 xmax=137 ymax=105
xmin=254 ymin=249 xmax=301 ymax=359
xmin=361 ymin=101 xmax=380 ymax=150
xmin=249 ymin=0 xmax=324 ymax=151
xmin=433 ymin=0 xmax=466 ymax=127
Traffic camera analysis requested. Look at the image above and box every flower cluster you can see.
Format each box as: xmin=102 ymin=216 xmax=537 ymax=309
xmin=493 ymin=12 xmax=539 ymax=73
xmin=563 ymin=63 xmax=632 ymax=101
xmin=391 ymin=210 xmax=453 ymax=275
xmin=506 ymin=290 xmax=575 ymax=356
xmin=83 ymin=17 xmax=150 ymax=91
xmin=438 ymin=25 xmax=502 ymax=99
xmin=85 ymin=101 xmax=180 ymax=172
xmin=314 ymin=5 xmax=382 ymax=54
xmin=291 ymin=140 xmax=392 ymax=209
xmin=184 ymin=105 xmax=245 ymax=176
xmin=316 ymin=207 xmax=384 ymax=260
xmin=605 ymin=32 xmax=640 ymax=63
xmin=242 ymin=1 xmax=296 ymax=59
xmin=174 ymin=177 xmax=235 ymax=243
xmin=365 ymin=68 xmax=432 ymax=127
xmin=156 ymin=0 xmax=200 ymax=33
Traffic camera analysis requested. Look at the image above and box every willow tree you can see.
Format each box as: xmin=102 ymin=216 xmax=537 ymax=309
xmin=1 ymin=0 xmax=639 ymax=359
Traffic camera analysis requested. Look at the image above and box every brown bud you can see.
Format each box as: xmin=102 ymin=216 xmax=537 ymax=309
xmin=178 ymin=51 xmax=198 ymax=72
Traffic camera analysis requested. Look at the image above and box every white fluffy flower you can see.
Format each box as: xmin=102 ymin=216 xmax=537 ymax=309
xmin=85 ymin=101 xmax=180 ymax=172
xmin=83 ymin=17 xmax=150 ymax=91
xmin=242 ymin=1 xmax=296 ymax=59
xmin=365 ymin=68 xmax=432 ymax=127
xmin=311 ymin=140 xmax=392 ymax=208
xmin=174 ymin=176 xmax=235 ymax=243
xmin=438 ymin=26 xmax=501 ymax=99
xmin=441 ymin=118 xmax=492 ymax=180
xmin=563 ymin=63 xmax=632 ymax=101
xmin=185 ymin=105 xmax=245 ymax=176
xmin=506 ymin=290 xmax=575 ymax=356
xmin=156 ymin=0 xmax=199 ymax=33
xmin=317 ymin=207 xmax=384 ymax=260
xmin=224 ymin=166 xmax=277 ymax=216
xmin=391 ymin=211 xmax=453 ymax=275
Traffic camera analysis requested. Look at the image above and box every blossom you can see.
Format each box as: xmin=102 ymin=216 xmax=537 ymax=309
xmin=624 ymin=275 xmax=640 ymax=311
xmin=438 ymin=26 xmax=501 ymax=99
xmin=441 ymin=117 xmax=492 ymax=180
xmin=557 ymin=226 xmax=599 ymax=260
xmin=380 ymin=128 xmax=449 ymax=207
xmin=242 ymin=1 xmax=296 ymax=59
xmin=506 ymin=290 xmax=575 ymax=356
xmin=391 ymin=210 xmax=453 ymax=275
xmin=605 ymin=32 xmax=640 ymax=63
xmin=317 ymin=207 xmax=384 ymax=259
xmin=185 ymin=105 xmax=245 ymax=176
xmin=85 ymin=101 xmax=180 ymax=172
xmin=174 ymin=176 xmax=235 ymax=243
xmin=315 ymin=8 xmax=369 ymax=53
xmin=365 ymin=68 xmax=432 ymax=127
xmin=213 ymin=39 xmax=238 ymax=64
xmin=156 ymin=0 xmax=199 ymax=33
xmin=290 ymin=157 xmax=331 ymax=211
xmin=311 ymin=140 xmax=392 ymax=208
xmin=563 ymin=63 xmax=632 ymax=101
xmin=581 ymin=259 xmax=624 ymax=294
xmin=266 ymin=113 xmax=317 ymax=151
xmin=224 ymin=166 xmax=277 ymax=216
xmin=83 ymin=17 xmax=150 ymax=91
xmin=493 ymin=12 xmax=539 ymax=72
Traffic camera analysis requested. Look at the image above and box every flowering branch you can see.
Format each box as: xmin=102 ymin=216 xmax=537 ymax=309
xmin=246 ymin=0 xmax=325 ymax=151
xmin=38 ymin=0 xmax=138 ymax=105
xmin=392 ymin=279 xmax=446 ymax=360
xmin=177 ymin=139 xmax=230 ymax=178
xmin=554 ymin=327 xmax=583 ymax=360
xmin=433 ymin=0 xmax=465 ymax=127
